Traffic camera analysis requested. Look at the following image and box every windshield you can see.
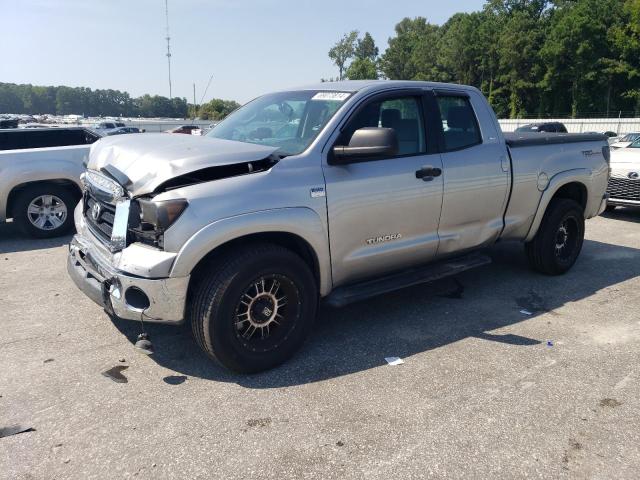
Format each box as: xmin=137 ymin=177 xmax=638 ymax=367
xmin=629 ymin=138 xmax=640 ymax=148
xmin=207 ymin=90 xmax=351 ymax=156
xmin=620 ymin=133 xmax=640 ymax=143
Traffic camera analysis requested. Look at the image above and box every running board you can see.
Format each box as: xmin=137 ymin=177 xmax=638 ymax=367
xmin=324 ymin=252 xmax=491 ymax=308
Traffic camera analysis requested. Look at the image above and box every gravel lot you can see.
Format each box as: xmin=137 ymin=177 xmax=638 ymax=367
xmin=1 ymin=211 xmax=639 ymax=479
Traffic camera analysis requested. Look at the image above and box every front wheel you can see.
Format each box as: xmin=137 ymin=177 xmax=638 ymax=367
xmin=190 ymin=244 xmax=318 ymax=373
xmin=525 ymin=198 xmax=585 ymax=275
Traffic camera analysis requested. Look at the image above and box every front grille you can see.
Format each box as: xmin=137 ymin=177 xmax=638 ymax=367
xmin=607 ymin=177 xmax=640 ymax=201
xmin=84 ymin=192 xmax=116 ymax=243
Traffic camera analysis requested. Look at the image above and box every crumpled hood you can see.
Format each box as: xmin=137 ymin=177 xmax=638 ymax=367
xmin=88 ymin=133 xmax=279 ymax=196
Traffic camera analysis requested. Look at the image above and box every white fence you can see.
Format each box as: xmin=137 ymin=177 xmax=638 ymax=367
xmin=499 ymin=118 xmax=640 ymax=134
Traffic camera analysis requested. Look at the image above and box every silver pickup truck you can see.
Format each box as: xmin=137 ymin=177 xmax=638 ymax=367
xmin=67 ymin=80 xmax=609 ymax=372
xmin=0 ymin=127 xmax=100 ymax=237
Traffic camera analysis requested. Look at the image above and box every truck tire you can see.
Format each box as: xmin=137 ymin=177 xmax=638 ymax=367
xmin=525 ymin=198 xmax=585 ymax=275
xmin=190 ymin=244 xmax=318 ymax=373
xmin=12 ymin=184 xmax=77 ymax=238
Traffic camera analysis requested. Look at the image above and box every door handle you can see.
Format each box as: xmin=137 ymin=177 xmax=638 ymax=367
xmin=415 ymin=166 xmax=442 ymax=181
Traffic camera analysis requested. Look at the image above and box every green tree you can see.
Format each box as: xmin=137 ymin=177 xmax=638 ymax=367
xmin=346 ymin=58 xmax=378 ymax=80
xmin=346 ymin=32 xmax=380 ymax=80
xmin=328 ymin=30 xmax=359 ymax=80
xmin=379 ymin=17 xmax=441 ymax=80
xmin=355 ymin=32 xmax=378 ymax=60
xmin=194 ymin=98 xmax=240 ymax=120
xmin=541 ymin=0 xmax=619 ymax=117
xmin=436 ymin=12 xmax=484 ymax=85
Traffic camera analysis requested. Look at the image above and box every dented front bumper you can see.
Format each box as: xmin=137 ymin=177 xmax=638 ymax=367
xmin=67 ymin=203 xmax=189 ymax=324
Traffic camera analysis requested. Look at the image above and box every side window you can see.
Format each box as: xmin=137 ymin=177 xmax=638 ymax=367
xmin=84 ymin=130 xmax=100 ymax=144
xmin=341 ymin=96 xmax=425 ymax=156
xmin=0 ymin=131 xmax=28 ymax=150
xmin=436 ymin=96 xmax=481 ymax=151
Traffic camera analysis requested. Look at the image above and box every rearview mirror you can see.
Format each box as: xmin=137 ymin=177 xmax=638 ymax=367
xmin=330 ymin=127 xmax=399 ymax=164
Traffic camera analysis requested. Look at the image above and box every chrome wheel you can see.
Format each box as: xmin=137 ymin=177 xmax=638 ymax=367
xmin=26 ymin=195 xmax=68 ymax=231
xmin=233 ymin=274 xmax=299 ymax=352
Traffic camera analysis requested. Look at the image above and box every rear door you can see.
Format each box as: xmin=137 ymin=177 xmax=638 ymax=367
xmin=433 ymin=90 xmax=510 ymax=256
xmin=323 ymin=90 xmax=444 ymax=286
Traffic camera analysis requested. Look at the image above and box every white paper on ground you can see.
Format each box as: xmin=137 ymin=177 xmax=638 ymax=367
xmin=385 ymin=357 xmax=404 ymax=366
xmin=520 ymin=309 xmax=533 ymax=315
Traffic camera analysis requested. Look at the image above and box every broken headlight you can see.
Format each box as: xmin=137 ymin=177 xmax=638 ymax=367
xmin=129 ymin=198 xmax=188 ymax=248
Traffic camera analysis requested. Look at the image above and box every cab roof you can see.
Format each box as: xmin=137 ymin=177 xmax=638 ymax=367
xmin=281 ymin=79 xmax=478 ymax=94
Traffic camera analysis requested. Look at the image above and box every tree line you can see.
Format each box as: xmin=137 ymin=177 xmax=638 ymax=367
xmin=0 ymin=82 xmax=240 ymax=120
xmin=327 ymin=0 xmax=640 ymax=118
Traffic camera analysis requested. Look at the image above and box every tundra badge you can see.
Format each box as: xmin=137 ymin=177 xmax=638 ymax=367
xmin=366 ymin=233 xmax=402 ymax=245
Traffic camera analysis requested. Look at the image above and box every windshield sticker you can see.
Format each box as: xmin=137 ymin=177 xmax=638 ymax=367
xmin=312 ymin=92 xmax=350 ymax=101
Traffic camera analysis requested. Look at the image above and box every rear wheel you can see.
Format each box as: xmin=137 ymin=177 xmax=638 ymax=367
xmin=12 ymin=184 xmax=76 ymax=238
xmin=525 ymin=198 xmax=585 ymax=275
xmin=190 ymin=244 xmax=318 ymax=373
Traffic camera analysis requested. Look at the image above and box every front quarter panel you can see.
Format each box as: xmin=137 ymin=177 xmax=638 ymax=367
xmin=170 ymin=207 xmax=332 ymax=295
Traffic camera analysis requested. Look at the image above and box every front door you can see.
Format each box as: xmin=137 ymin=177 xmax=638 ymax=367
xmin=322 ymin=93 xmax=444 ymax=287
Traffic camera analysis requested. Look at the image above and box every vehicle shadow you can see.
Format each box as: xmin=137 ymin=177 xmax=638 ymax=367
xmin=0 ymin=223 xmax=73 ymax=254
xmin=600 ymin=206 xmax=640 ymax=223
xmin=110 ymin=239 xmax=640 ymax=389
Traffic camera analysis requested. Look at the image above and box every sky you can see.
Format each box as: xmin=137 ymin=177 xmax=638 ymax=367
xmin=1 ymin=0 xmax=486 ymax=104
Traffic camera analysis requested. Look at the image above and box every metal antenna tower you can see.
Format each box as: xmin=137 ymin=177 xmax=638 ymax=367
xmin=165 ymin=0 xmax=172 ymax=98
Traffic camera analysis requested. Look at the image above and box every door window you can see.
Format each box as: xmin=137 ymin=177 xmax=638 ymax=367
xmin=340 ymin=96 xmax=426 ymax=156
xmin=436 ymin=96 xmax=481 ymax=151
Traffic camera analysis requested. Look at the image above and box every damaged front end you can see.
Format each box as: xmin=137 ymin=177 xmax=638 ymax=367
xmin=83 ymin=153 xmax=278 ymax=252
xmin=127 ymin=155 xmax=278 ymax=249
xmin=69 ymin=135 xmax=281 ymax=324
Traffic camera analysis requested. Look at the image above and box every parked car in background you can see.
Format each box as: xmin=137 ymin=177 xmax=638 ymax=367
xmin=585 ymin=131 xmax=618 ymax=138
xmin=21 ymin=123 xmax=57 ymax=129
xmin=0 ymin=127 xmax=101 ymax=237
xmin=165 ymin=125 xmax=201 ymax=135
xmin=0 ymin=118 xmax=19 ymax=129
xmin=94 ymin=121 xmax=126 ymax=131
xmin=68 ymin=80 xmax=609 ymax=373
xmin=610 ymin=132 xmax=640 ymax=150
xmin=104 ymin=126 xmax=141 ymax=136
xmin=606 ymin=137 xmax=640 ymax=211
xmin=515 ymin=122 xmax=568 ymax=133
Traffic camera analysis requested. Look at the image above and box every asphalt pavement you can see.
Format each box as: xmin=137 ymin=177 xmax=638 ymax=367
xmin=1 ymin=210 xmax=639 ymax=479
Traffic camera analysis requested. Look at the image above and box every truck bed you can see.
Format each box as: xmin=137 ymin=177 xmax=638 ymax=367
xmin=500 ymin=132 xmax=609 ymax=241
xmin=504 ymin=132 xmax=607 ymax=148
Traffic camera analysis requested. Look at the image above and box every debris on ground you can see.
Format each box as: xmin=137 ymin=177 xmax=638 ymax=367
xmin=101 ymin=365 xmax=129 ymax=384
xmin=520 ymin=309 xmax=533 ymax=315
xmin=600 ymin=398 xmax=622 ymax=408
xmin=246 ymin=418 xmax=272 ymax=428
xmin=0 ymin=426 xmax=35 ymax=439
xmin=547 ymin=340 xmax=554 ymax=347
xmin=385 ymin=357 xmax=404 ymax=366
xmin=163 ymin=375 xmax=187 ymax=385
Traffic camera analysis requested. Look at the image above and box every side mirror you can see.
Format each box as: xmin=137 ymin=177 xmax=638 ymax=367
xmin=330 ymin=127 xmax=399 ymax=164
